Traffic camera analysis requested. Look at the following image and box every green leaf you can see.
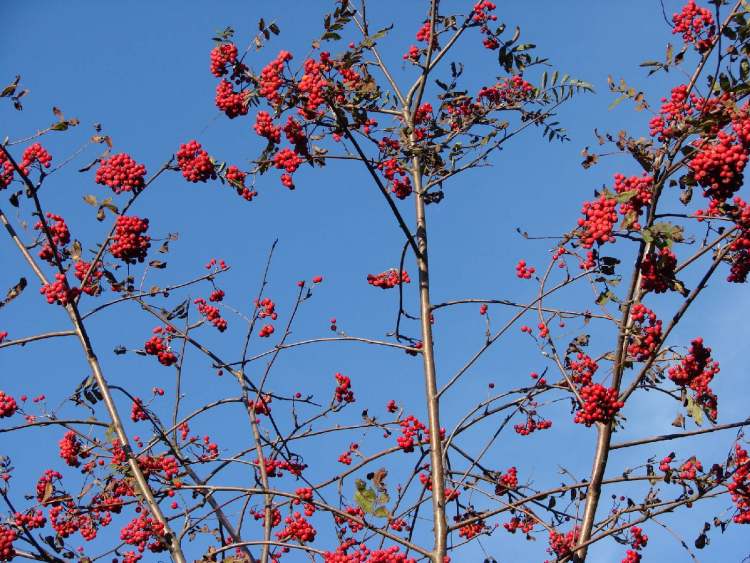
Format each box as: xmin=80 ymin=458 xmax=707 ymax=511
xmin=373 ymin=506 xmax=390 ymax=518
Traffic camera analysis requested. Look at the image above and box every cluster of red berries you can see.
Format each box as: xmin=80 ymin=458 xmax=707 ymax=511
xmin=720 ymin=198 xmax=750 ymax=281
xmin=297 ymin=56 xmax=331 ymax=118
xmin=574 ymin=383 xmax=624 ymax=426
xmin=254 ymin=111 xmax=281 ymax=143
xmin=729 ymin=444 xmax=750 ymax=523
xmin=95 ymin=153 xmax=146 ymax=193
xmin=337 ymin=444 xmax=356 ymax=465
xmin=515 ymin=259 xmax=535 ymax=279
xmin=135 ymin=453 xmax=179 ymax=480
xmin=292 ymin=487 xmax=316 ymax=517
xmin=478 ymin=75 xmax=535 ymax=106
xmin=259 ymin=324 xmax=275 ymax=337
xmin=377 ymin=157 xmax=412 ymax=200
xmin=210 ymin=42 xmax=238 ymax=77
xmin=568 ymin=352 xmax=598 ymax=386
xmin=546 ymin=527 xmax=580 ymax=560
xmin=20 ymin=143 xmax=52 ymax=175
xmin=272 ymin=148 xmax=302 ymax=188
xmin=194 ymin=297 xmax=227 ymax=332
xmin=74 ymin=259 xmax=103 ymax=296
xmin=40 ymin=273 xmax=80 ymax=305
xmin=640 ymin=247 xmax=677 ymax=293
xmin=130 ymin=398 xmax=148 ymax=422
xmin=259 ymin=50 xmax=293 ymax=105
xmin=59 ymin=431 xmax=83 ymax=467
xmin=111 ymin=215 xmax=150 ymax=263
xmin=0 ymin=526 xmax=16 ymax=562
xmin=335 ymin=506 xmax=366 ymax=533
xmin=472 ymin=1 xmax=497 ymax=23
xmin=513 ymin=412 xmax=552 ymax=435
xmin=119 ymin=513 xmax=166 ymax=554
xmin=504 ymin=515 xmax=535 ymax=534
xmin=397 ymin=415 xmax=428 ymax=452
xmin=678 ymin=457 xmax=703 ymax=480
xmin=672 ymin=0 xmax=716 ymax=52
xmin=456 ymin=512 xmax=486 ymax=540
xmin=176 ymin=140 xmax=214 ymax=183
xmin=649 ymin=85 xmax=698 ymax=141
xmin=35 ymin=212 xmax=70 ymax=263
xmin=323 ymin=541 xmax=417 ymax=563
xmin=256 ymin=297 xmax=278 ymax=320
xmin=224 ymin=165 xmax=256 ymax=201
xmin=249 ymin=394 xmax=272 ymax=419
xmin=276 ymin=512 xmax=316 ymax=543
xmin=614 ymin=173 xmax=653 ymax=230
xmin=215 ymin=79 xmax=248 ymax=118
xmin=334 ymin=372 xmax=355 ymax=404
xmin=628 ymin=526 xmax=648 ymax=550
xmin=36 ymin=469 xmax=63 ymax=501
xmin=367 ymin=269 xmax=411 ymax=289
xmin=0 ymin=391 xmax=17 ymax=418
xmin=622 ymin=550 xmax=641 ymax=563
xmin=690 ymin=131 xmax=749 ymax=204
xmin=577 ymin=194 xmax=618 ymax=248
xmin=668 ymin=337 xmax=720 ymax=420
xmin=495 ymin=466 xmax=518 ymax=493
xmin=628 ymin=304 xmax=662 ymax=361
xmin=144 ymin=326 xmax=177 ymax=366
xmin=254 ymin=456 xmax=307 ymax=478
xmin=0 ymin=151 xmax=14 ymax=189
xmin=14 ymin=510 xmax=46 ymax=530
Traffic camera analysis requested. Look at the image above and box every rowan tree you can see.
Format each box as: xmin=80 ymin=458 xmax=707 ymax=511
xmin=1 ymin=1 xmax=750 ymax=562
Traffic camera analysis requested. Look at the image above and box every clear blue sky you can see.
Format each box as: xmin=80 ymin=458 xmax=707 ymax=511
xmin=1 ymin=1 xmax=749 ymax=561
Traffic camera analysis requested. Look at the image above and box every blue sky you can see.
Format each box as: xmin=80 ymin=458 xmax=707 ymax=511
xmin=1 ymin=1 xmax=749 ymax=561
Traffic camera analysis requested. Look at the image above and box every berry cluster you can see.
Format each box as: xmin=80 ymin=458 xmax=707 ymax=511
xmin=215 ymin=79 xmax=248 ymax=118
xmin=40 ymin=273 xmax=80 ymax=306
xmin=0 ymin=526 xmax=16 ymax=562
xmin=672 ymin=0 xmax=716 ymax=52
xmin=727 ymin=198 xmax=750 ymax=282
xmin=297 ymin=54 xmax=332 ymax=118
xmin=144 ymin=326 xmax=178 ymax=366
xmin=456 ymin=512 xmax=486 ymax=540
xmin=504 ymin=515 xmax=535 ymax=534
xmin=568 ymin=352 xmax=598 ymax=386
xmin=130 ymin=398 xmax=148 ymax=422
xmin=678 ymin=457 xmax=703 ymax=480
xmin=259 ymin=324 xmax=275 ymax=337
xmin=627 ymin=304 xmax=662 ymax=361
xmin=95 ymin=153 xmax=147 ymax=193
xmin=640 ymin=247 xmax=677 ymax=293
xmin=272 ymin=147 xmax=302 ymax=188
xmin=377 ymin=158 xmax=412 ymax=200
xmin=495 ymin=466 xmax=518 ymax=493
xmin=254 ymin=111 xmax=281 ymax=143
xmin=35 ymin=212 xmax=70 ymax=263
xmin=276 ymin=512 xmax=316 ymax=543
xmin=14 ymin=510 xmax=46 ymax=530
xmin=323 ymin=542 xmax=416 ymax=563
xmin=59 ymin=430 xmax=83 ymax=467
xmin=176 ymin=140 xmax=214 ymax=183
xmin=111 ymin=215 xmax=150 ymax=263
xmin=254 ymin=456 xmax=306 ymax=478
xmin=546 ymin=527 xmax=579 ymax=560
xmin=224 ymin=165 xmax=256 ymax=201
xmin=194 ymin=297 xmax=227 ymax=332
xmin=668 ymin=337 xmax=720 ymax=420
xmin=478 ymin=75 xmax=535 ymax=106
xmin=729 ymin=444 xmax=750 ymax=524
xmin=0 ymin=391 xmax=17 ymax=418
xmin=209 ymin=42 xmax=238 ymax=77
xmin=367 ymin=269 xmax=411 ymax=289
xmin=334 ymin=506 xmax=366 ymax=533
xmin=574 ymin=383 xmax=624 ymax=426
xmin=259 ymin=50 xmax=293 ymax=105
xmin=614 ymin=173 xmax=653 ymax=230
xmin=515 ymin=259 xmax=535 ymax=279
xmin=74 ymin=259 xmax=104 ymax=296
xmin=513 ymin=412 xmax=552 ymax=435
xmin=119 ymin=513 xmax=166 ymax=554
xmin=689 ymin=131 xmax=749 ymax=204
xmin=397 ymin=415 xmax=428 ymax=452
xmin=334 ymin=372 xmax=355 ymax=404
xmin=20 ymin=143 xmax=52 ymax=175
xmin=0 ymin=151 xmax=14 ymax=189
xmin=577 ymin=194 xmax=618 ymax=248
